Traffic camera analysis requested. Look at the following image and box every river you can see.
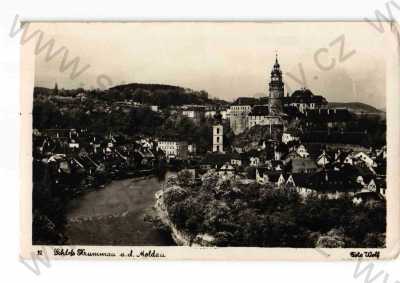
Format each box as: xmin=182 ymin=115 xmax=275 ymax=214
xmin=64 ymin=172 xmax=176 ymax=246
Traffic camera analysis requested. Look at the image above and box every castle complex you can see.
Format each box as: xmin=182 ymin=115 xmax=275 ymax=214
xmin=229 ymin=54 xmax=328 ymax=135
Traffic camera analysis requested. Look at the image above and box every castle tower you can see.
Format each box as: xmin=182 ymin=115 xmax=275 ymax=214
xmin=212 ymin=110 xmax=224 ymax=153
xmin=268 ymin=54 xmax=284 ymax=115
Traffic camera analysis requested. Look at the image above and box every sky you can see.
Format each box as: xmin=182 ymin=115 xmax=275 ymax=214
xmin=32 ymin=22 xmax=391 ymax=109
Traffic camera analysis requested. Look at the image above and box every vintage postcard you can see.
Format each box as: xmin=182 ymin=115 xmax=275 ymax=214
xmin=20 ymin=21 xmax=400 ymax=260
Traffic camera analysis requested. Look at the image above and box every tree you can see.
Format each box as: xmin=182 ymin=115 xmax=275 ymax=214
xmin=177 ymin=170 xmax=194 ymax=187
xmin=316 ymin=228 xmax=346 ymax=248
xmin=161 ymin=164 xmax=386 ymax=248
xmin=363 ymin=233 xmax=386 ymax=248
xmin=33 ymin=101 xmax=62 ymax=129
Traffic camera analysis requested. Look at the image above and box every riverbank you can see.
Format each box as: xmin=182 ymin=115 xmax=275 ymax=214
xmin=154 ymin=188 xmax=215 ymax=247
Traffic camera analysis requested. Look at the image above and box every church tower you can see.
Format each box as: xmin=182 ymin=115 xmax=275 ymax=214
xmin=212 ymin=109 xmax=224 ymax=153
xmin=54 ymin=82 xmax=59 ymax=96
xmin=268 ymin=54 xmax=284 ymax=115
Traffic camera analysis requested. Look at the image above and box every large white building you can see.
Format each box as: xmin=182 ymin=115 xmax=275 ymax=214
xmin=284 ymin=88 xmax=327 ymax=113
xmin=157 ymin=140 xmax=188 ymax=159
xmin=181 ymin=105 xmax=205 ymax=124
xmin=229 ymin=99 xmax=254 ymax=135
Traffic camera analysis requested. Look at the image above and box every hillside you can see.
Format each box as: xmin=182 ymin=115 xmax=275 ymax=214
xmin=233 ymin=125 xmax=283 ymax=150
xmin=328 ymin=102 xmax=383 ymax=113
xmin=109 ymin=83 xmax=214 ymax=107
xmin=33 ymin=87 xmax=53 ymax=96
xmin=34 ymin=83 xmax=229 ymax=107
xmin=110 ymin=83 xmax=185 ymax=93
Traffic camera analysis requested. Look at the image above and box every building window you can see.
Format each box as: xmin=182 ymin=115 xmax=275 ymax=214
xmin=217 ymin=137 xmax=220 ymax=143
xmin=216 ymin=145 xmax=219 ymax=151
xmin=216 ymin=128 xmax=219 ymax=134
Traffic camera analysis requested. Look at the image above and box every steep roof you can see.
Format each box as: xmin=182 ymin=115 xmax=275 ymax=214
xmin=289 ymin=89 xmax=328 ymax=104
xmin=232 ymin=97 xmax=259 ymax=106
xmin=291 ymin=158 xmax=318 ymax=173
xmin=283 ymin=105 xmax=303 ymax=117
xmin=353 ymin=191 xmax=385 ymax=201
xmin=270 ymin=160 xmax=284 ymax=168
xmin=375 ymin=177 xmax=386 ymax=189
xmin=275 ymin=142 xmax=289 ymax=153
xmin=334 ymin=150 xmax=352 ymax=163
xmin=311 ymin=170 xmax=363 ymax=192
xmin=248 ymin=105 xmax=270 ymax=116
xmin=182 ymin=106 xmax=206 ymax=112
xmin=290 ymin=173 xmax=313 ymax=187
xmin=201 ymin=153 xmax=231 ymax=166
xmin=256 ymin=166 xmax=270 ymax=176
xmin=266 ymin=172 xmax=285 ymax=183
xmin=292 ymin=88 xmax=314 ymax=98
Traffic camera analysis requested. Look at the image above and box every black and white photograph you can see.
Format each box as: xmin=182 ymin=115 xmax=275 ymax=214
xmin=20 ymin=21 xmax=399 ymax=259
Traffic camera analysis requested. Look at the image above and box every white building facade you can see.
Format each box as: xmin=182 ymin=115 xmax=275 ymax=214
xmin=229 ymin=104 xmax=252 ymax=135
xmin=212 ymin=124 xmax=224 ymax=153
xmin=157 ymin=140 xmax=188 ymax=159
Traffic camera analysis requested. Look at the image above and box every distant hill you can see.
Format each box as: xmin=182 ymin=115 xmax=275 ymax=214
xmin=328 ymin=102 xmax=383 ymax=114
xmin=33 ymin=86 xmax=85 ymax=97
xmin=110 ymin=83 xmax=184 ymax=93
xmin=33 ymin=87 xmax=53 ymax=96
xmin=110 ymin=82 xmax=228 ymax=107
xmin=34 ymin=83 xmax=229 ymax=107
